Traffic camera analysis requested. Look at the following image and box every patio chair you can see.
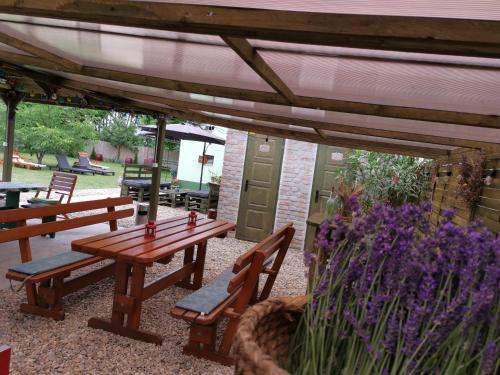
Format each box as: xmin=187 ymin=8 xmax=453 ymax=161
xmin=54 ymin=154 xmax=95 ymax=175
xmin=185 ymin=182 xmax=220 ymax=213
xmin=76 ymin=155 xmax=115 ymax=176
xmin=171 ymin=223 xmax=295 ymax=365
xmin=21 ymin=172 xmax=78 ymax=235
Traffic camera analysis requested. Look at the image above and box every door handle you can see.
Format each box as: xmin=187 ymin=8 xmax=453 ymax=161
xmin=315 ymin=190 xmax=319 ymax=203
xmin=244 ymin=179 xmax=249 ymax=192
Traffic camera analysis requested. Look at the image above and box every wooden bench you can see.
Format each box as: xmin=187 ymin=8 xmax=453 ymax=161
xmin=120 ymin=164 xmax=171 ymax=202
xmin=170 ymin=223 xmax=295 ymax=365
xmin=1 ymin=197 xmax=134 ymax=320
xmin=185 ymin=182 xmax=220 ymax=213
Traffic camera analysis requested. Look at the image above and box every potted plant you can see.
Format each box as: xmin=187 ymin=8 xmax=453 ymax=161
xmin=325 ymin=176 xmax=364 ymax=221
xmin=234 ymin=202 xmax=499 ymax=374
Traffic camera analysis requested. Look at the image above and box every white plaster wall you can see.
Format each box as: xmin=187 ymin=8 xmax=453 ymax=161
xmin=177 ymin=126 xmax=227 ymax=184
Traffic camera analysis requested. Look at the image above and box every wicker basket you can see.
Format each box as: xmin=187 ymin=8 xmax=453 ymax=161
xmin=234 ymin=296 xmax=307 ymax=375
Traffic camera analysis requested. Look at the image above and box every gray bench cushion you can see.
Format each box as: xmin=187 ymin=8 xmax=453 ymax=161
xmin=9 ymin=251 xmax=93 ymax=276
xmin=123 ymin=179 xmax=171 ymax=188
xmin=176 ymin=268 xmax=234 ymax=315
xmin=175 ymin=257 xmax=273 ymax=315
xmin=188 ymin=190 xmax=209 ymax=199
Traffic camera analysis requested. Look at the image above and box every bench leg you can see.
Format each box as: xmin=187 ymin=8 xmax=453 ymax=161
xmin=192 ymin=242 xmax=207 ymax=289
xmin=182 ymin=321 xmax=234 ymax=366
xmin=19 ymin=279 xmax=65 ymax=321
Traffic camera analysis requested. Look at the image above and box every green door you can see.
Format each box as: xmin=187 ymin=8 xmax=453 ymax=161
xmin=236 ymin=134 xmax=284 ymax=242
xmin=304 ymin=145 xmax=348 ymax=250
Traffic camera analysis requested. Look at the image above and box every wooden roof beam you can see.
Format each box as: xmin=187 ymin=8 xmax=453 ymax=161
xmin=222 ymin=37 xmax=297 ymax=104
xmin=0 ymin=31 xmax=81 ymax=71
xmin=0 ymin=1 xmax=499 ymax=58
xmin=6 ymin=63 xmax=494 ymax=150
xmin=4 ymin=64 xmax=450 ymax=158
xmin=0 ymin=52 xmax=498 ymax=130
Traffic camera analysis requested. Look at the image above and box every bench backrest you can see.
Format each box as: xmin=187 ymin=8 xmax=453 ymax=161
xmin=39 ymin=172 xmax=77 ymax=203
xmin=122 ymin=164 xmax=154 ymax=181
xmin=227 ymin=223 xmax=295 ymax=314
xmin=0 ymin=197 xmax=134 ymax=243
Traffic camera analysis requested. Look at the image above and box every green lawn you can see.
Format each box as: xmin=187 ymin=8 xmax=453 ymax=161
xmin=1 ymin=153 xmax=177 ymax=190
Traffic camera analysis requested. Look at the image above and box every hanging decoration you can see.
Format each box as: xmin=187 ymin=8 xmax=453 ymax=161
xmin=456 ymin=150 xmax=487 ymax=208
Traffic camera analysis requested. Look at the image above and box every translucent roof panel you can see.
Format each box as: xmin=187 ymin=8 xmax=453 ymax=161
xmin=260 ymin=50 xmax=500 ymax=115
xmin=0 ymin=20 xmax=273 ymax=92
xmin=38 ymin=69 xmax=500 ymax=145
xmin=137 ymin=1 xmax=500 ymax=20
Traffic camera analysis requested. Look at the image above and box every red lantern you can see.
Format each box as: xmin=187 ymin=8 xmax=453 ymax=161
xmin=188 ymin=210 xmax=197 ymax=226
xmin=145 ymin=220 xmax=157 ymax=238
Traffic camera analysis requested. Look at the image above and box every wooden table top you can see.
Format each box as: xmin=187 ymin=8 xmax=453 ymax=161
xmin=71 ymin=215 xmax=235 ymax=264
xmin=0 ymin=182 xmax=46 ymax=192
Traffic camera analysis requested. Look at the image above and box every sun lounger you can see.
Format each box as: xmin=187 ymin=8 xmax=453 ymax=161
xmin=54 ymin=155 xmax=95 ymax=175
xmin=76 ymin=156 xmax=115 ymax=176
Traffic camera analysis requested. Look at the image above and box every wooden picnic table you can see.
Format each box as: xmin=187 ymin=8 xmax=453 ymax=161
xmin=71 ymin=215 xmax=235 ymax=344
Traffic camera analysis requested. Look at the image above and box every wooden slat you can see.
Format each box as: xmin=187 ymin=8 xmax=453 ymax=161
xmin=135 ymin=222 xmax=235 ymax=263
xmin=103 ymin=220 xmax=219 ymax=258
xmin=222 ymin=37 xmax=297 ymax=104
xmin=1 ymin=1 xmax=500 ymax=57
xmin=0 ymin=209 xmax=133 ymax=242
xmin=0 ymin=196 xmax=132 ymax=222
xmin=3 ymin=54 xmax=500 ymax=132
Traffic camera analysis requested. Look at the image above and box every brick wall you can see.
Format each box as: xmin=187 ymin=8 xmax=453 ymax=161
xmin=275 ymin=140 xmax=318 ymax=250
xmin=217 ymin=129 xmax=248 ymax=225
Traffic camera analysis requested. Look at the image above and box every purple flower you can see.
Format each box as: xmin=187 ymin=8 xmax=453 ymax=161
xmin=481 ymin=342 xmax=498 ymax=374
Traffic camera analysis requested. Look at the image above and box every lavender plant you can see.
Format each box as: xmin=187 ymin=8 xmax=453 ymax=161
xmin=289 ymin=202 xmax=499 ymax=375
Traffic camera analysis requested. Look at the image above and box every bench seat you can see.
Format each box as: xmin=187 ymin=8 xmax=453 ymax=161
xmin=170 ymin=225 xmax=294 ymax=365
xmin=1 ymin=197 xmax=133 ymax=320
xmin=7 ymin=251 xmax=96 ymax=281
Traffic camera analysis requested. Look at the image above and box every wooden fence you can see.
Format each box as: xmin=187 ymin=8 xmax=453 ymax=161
xmin=431 ymin=148 xmax=499 ymax=235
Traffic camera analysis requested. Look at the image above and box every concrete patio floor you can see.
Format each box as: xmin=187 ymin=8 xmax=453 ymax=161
xmin=0 ymin=222 xmax=111 ymax=290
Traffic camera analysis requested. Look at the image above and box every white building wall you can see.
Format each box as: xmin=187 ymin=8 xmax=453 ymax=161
xmin=177 ymin=126 xmax=227 ymax=185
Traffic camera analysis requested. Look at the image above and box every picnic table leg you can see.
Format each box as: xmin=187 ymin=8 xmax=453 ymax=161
xmin=192 ymin=241 xmax=207 ymax=289
xmin=126 ymin=263 xmax=146 ymax=330
xmin=175 ymin=246 xmax=194 ymax=289
xmin=88 ymin=262 xmax=162 ymax=345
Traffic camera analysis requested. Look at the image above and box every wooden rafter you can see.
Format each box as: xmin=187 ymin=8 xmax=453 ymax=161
xmin=222 ymin=37 xmax=297 ymax=104
xmin=0 ymin=31 xmax=80 ymax=71
xmin=0 ymin=51 xmax=498 ymax=130
xmin=4 ymin=62 xmax=496 ymax=151
xmin=3 ymin=17 xmax=500 ymax=72
xmin=5 ymin=65 xmax=452 ymax=158
xmin=0 ymin=1 xmax=499 ymax=58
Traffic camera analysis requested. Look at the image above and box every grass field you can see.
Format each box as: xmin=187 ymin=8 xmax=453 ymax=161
xmin=0 ymin=154 xmax=172 ymax=190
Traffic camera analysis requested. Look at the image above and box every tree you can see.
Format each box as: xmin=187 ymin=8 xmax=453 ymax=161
xmin=101 ymin=115 xmax=141 ymax=160
xmin=15 ymin=103 xmax=97 ymax=164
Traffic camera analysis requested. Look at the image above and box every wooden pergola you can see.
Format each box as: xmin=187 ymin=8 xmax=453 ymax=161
xmin=0 ymin=1 xmax=499 ymax=218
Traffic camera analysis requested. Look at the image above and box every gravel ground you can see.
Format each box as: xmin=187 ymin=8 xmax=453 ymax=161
xmin=2 ymin=189 xmax=307 ymax=374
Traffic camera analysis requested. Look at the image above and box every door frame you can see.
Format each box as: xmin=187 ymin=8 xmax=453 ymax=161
xmin=235 ymin=134 xmax=285 ymax=241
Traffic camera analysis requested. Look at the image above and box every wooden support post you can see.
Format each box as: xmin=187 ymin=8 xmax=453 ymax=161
xmin=149 ymin=116 xmax=166 ymax=220
xmin=0 ymin=345 xmax=11 ymax=375
xmin=1 ymin=91 xmax=24 ymax=182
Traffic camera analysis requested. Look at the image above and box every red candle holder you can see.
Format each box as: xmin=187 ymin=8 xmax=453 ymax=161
xmin=188 ymin=210 xmax=198 ymax=226
xmin=145 ymin=220 xmax=157 ymax=238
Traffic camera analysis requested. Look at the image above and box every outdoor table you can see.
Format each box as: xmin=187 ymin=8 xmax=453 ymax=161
xmin=71 ymin=215 xmax=235 ymax=344
xmin=0 ymin=182 xmax=46 ymax=208
xmin=0 ymin=182 xmax=46 ymax=229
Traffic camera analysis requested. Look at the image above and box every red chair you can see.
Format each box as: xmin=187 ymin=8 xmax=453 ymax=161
xmin=0 ymin=345 xmax=11 ymax=375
